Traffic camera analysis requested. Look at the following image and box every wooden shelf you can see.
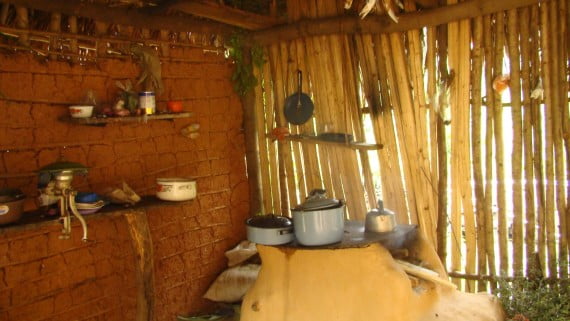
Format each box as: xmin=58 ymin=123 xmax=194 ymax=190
xmin=281 ymin=134 xmax=383 ymax=151
xmin=61 ymin=112 xmax=193 ymax=126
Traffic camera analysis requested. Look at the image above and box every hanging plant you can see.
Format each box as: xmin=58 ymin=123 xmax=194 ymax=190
xmin=226 ymin=32 xmax=265 ymax=96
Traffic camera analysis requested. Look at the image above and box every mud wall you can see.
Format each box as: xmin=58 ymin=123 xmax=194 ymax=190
xmin=0 ymin=47 xmax=250 ymax=320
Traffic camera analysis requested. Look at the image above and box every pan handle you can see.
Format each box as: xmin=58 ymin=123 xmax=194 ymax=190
xmin=297 ymin=70 xmax=303 ymax=93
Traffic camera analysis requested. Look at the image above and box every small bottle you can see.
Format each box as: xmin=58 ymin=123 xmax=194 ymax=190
xmin=138 ymin=91 xmax=155 ymax=115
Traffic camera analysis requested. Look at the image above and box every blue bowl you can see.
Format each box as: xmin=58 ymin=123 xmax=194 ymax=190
xmin=75 ymin=192 xmax=100 ymax=203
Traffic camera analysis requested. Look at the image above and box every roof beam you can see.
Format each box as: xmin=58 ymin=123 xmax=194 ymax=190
xmin=152 ymin=0 xmax=284 ymax=30
xmin=252 ymin=0 xmax=544 ymax=44
xmin=2 ymin=0 xmax=235 ymax=35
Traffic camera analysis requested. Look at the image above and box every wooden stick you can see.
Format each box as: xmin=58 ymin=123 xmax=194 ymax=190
xmin=530 ymin=4 xmax=547 ymax=275
xmin=48 ymin=12 xmax=61 ymax=60
xmin=482 ymin=14 xmax=496 ymax=286
xmin=1 ymin=3 xmax=10 ymax=25
xmin=540 ymin=0 xmax=556 ymax=278
xmin=470 ymin=14 xmax=487 ymax=291
xmin=436 ymin=22 xmax=449 ymax=263
xmin=558 ymin=0 xmax=570 ymax=279
xmin=551 ymin=0 xmax=568 ymax=279
xmin=68 ymin=15 xmax=79 ymax=64
xmin=262 ymin=55 xmax=281 ymax=215
xmin=519 ymin=6 xmax=537 ymax=276
xmin=492 ymin=11 xmax=508 ymax=277
xmin=14 ymin=6 xmax=28 ymax=46
xmin=507 ymin=7 xmax=524 ymax=277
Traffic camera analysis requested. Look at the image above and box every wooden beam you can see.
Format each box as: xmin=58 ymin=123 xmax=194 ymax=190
xmin=252 ymin=0 xmax=544 ymax=45
xmin=153 ymin=0 xmax=284 ymax=30
xmin=2 ymin=0 xmax=235 ymax=35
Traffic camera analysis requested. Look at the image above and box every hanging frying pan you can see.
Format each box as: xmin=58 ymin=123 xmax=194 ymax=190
xmin=284 ymin=70 xmax=314 ymax=125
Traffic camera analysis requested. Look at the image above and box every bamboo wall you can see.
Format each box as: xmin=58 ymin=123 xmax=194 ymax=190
xmin=252 ymin=0 xmax=569 ymax=292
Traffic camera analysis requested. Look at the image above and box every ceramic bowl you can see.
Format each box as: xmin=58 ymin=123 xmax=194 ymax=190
xmin=69 ymin=105 xmax=94 ymax=118
xmin=156 ymin=178 xmax=196 ymax=201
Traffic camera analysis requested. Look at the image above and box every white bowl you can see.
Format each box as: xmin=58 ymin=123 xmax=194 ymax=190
xmin=156 ymin=178 xmax=196 ymax=201
xmin=69 ymin=105 xmax=94 ymax=118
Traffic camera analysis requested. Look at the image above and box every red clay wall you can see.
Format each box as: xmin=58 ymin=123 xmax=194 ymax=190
xmin=0 ymin=47 xmax=250 ymax=320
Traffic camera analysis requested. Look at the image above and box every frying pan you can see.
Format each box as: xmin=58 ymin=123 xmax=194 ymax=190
xmin=284 ymin=70 xmax=314 ymax=125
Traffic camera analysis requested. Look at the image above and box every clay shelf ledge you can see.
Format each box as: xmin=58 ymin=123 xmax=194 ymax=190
xmin=0 ymin=195 xmax=194 ymax=235
xmin=61 ymin=112 xmax=193 ymax=126
xmin=280 ymin=134 xmax=383 ymax=151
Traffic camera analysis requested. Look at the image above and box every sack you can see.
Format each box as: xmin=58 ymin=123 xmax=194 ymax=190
xmin=225 ymin=240 xmax=258 ymax=267
xmin=203 ymin=264 xmax=260 ymax=303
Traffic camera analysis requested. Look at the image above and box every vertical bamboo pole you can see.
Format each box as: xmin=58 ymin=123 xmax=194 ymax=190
xmin=268 ymin=43 xmax=292 ymax=216
xmin=68 ymin=16 xmax=79 ymax=63
xmin=552 ymin=0 xmax=568 ymax=279
xmin=448 ymin=9 xmax=476 ymax=291
xmin=540 ymin=1 xmax=556 ymax=278
xmin=295 ymin=38 xmax=323 ymax=193
xmin=558 ymin=1 xmax=570 ymax=278
xmin=15 ymin=6 xmax=29 ymax=46
xmin=277 ymin=41 xmax=300 ymax=209
xmin=262 ymin=56 xmax=282 ymax=215
xmin=507 ymin=8 xmax=524 ymax=277
xmin=49 ymin=13 xmax=62 ymax=60
xmin=482 ymin=14 xmax=496 ymax=287
xmin=159 ymin=30 xmax=170 ymax=57
xmin=426 ymin=26 xmax=439 ymax=238
xmin=436 ymin=23 xmax=449 ymax=263
xmin=471 ymin=15 xmax=487 ymax=291
xmin=1 ymin=4 xmax=10 ymax=26
xmin=349 ymin=34 xmax=377 ymax=210
xmin=253 ymin=62 xmax=269 ymax=215
xmin=530 ymin=4 xmax=546 ymax=276
xmin=518 ymin=6 xmax=537 ymax=276
xmin=492 ymin=11 xmax=509 ymax=277
xmin=94 ymin=21 xmax=108 ymax=57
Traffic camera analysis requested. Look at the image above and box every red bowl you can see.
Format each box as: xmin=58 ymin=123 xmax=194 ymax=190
xmin=167 ymin=101 xmax=183 ymax=113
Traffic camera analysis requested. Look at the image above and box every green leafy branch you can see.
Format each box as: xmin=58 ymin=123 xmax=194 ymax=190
xmin=226 ymin=33 xmax=265 ymax=96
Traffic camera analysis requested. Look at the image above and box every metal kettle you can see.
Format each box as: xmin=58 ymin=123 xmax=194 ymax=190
xmin=365 ymin=200 xmax=396 ymax=233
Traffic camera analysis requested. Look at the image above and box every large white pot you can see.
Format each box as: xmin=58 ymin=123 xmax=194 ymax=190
xmin=292 ymin=189 xmax=345 ymax=246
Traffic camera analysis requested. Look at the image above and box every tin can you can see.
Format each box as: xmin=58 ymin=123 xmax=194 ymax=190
xmin=138 ymin=91 xmax=155 ymax=115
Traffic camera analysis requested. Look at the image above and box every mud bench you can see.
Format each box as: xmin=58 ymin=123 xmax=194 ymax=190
xmin=241 ymin=222 xmax=504 ymax=321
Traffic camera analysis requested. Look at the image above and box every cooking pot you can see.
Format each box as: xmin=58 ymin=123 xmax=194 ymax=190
xmin=0 ymin=188 xmax=25 ymax=225
xmin=246 ymin=214 xmax=294 ymax=245
xmin=292 ymin=189 xmax=345 ymax=246
xmin=365 ymin=200 xmax=396 ymax=233
xmin=156 ymin=178 xmax=196 ymax=201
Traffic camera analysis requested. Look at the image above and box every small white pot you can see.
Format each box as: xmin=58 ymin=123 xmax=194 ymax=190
xmin=156 ymin=178 xmax=196 ymax=201
xmin=69 ymin=105 xmax=94 ymax=118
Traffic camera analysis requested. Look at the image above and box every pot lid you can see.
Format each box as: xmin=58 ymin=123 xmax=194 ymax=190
xmin=38 ymin=161 xmax=89 ymax=174
xmin=296 ymin=189 xmax=340 ymax=211
xmin=246 ymin=214 xmax=292 ymax=228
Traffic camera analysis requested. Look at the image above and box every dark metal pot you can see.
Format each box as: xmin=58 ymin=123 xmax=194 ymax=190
xmin=246 ymin=214 xmax=294 ymax=245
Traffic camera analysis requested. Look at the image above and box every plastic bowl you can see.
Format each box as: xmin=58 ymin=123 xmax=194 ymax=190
xmin=75 ymin=192 xmax=100 ymax=203
xmin=69 ymin=105 xmax=94 ymax=118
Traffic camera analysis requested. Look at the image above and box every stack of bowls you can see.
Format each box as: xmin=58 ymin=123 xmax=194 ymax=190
xmin=74 ymin=192 xmax=105 ymax=214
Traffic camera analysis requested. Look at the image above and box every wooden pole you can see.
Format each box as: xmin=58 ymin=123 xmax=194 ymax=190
xmin=68 ymin=15 xmax=79 ymax=63
xmin=48 ymin=12 xmax=61 ymax=60
xmin=540 ymin=0 xmax=556 ymax=278
xmin=519 ymin=6 xmax=537 ymax=276
xmin=551 ymin=0 xmax=568 ymax=279
xmin=251 ymin=0 xmax=545 ymax=45
xmin=14 ymin=6 xmax=28 ymax=46
xmin=507 ymin=8 xmax=524 ymax=277
xmin=482 ymin=14 xmax=496 ymax=287
xmin=470 ymin=14 xmax=487 ymax=291
xmin=492 ymin=11 xmax=508 ymax=277
xmin=0 ymin=4 xmax=10 ymax=25
xmin=558 ymin=0 xmax=570 ymax=279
